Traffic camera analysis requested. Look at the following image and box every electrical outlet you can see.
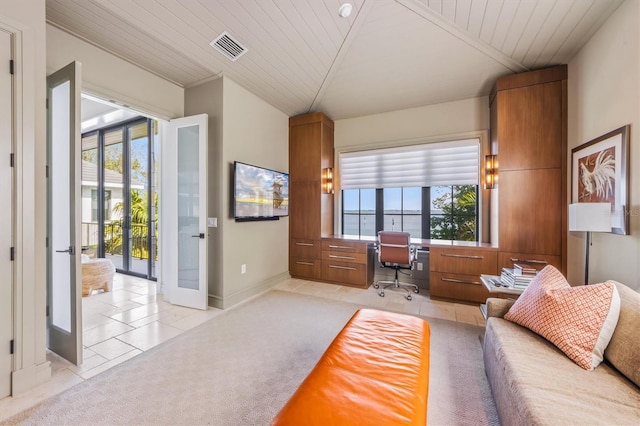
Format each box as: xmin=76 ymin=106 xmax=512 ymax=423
xmin=417 ymin=262 xmax=423 ymax=271
xmin=241 ymin=264 xmax=246 ymax=274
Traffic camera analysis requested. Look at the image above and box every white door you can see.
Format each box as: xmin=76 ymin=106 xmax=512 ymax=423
xmin=164 ymin=114 xmax=208 ymax=310
xmin=46 ymin=62 xmax=83 ymax=365
xmin=0 ymin=29 xmax=13 ymax=398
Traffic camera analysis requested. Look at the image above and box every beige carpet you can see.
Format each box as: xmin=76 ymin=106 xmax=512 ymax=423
xmin=4 ymin=290 xmax=498 ymax=425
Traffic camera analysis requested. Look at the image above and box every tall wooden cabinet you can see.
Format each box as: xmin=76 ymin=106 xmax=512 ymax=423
xmin=491 ymin=65 xmax=567 ymax=274
xmin=289 ymin=112 xmax=334 ymax=280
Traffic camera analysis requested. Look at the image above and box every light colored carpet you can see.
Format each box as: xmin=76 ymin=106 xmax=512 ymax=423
xmin=4 ymin=290 xmax=498 ymax=425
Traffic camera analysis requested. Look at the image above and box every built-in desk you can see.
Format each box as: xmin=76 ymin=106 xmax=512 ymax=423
xmin=291 ymin=235 xmax=499 ymax=303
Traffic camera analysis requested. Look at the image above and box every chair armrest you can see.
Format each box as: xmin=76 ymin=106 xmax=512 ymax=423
xmin=486 ymin=298 xmax=515 ymax=319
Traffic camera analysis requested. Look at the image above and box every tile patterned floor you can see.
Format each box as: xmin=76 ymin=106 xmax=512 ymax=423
xmin=0 ymin=274 xmax=485 ymax=421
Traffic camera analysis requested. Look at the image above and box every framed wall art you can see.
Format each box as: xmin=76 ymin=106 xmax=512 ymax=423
xmin=571 ymin=125 xmax=630 ymax=235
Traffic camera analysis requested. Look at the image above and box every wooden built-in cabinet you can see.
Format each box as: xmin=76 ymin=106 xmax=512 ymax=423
xmin=321 ymin=239 xmax=372 ymax=288
xmin=289 ymin=112 xmax=334 ymax=281
xmin=429 ymin=246 xmax=498 ymax=304
xmin=491 ymin=65 xmax=567 ymax=274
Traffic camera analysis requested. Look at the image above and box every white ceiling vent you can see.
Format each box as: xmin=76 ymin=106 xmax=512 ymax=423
xmin=210 ymin=31 xmax=248 ymax=62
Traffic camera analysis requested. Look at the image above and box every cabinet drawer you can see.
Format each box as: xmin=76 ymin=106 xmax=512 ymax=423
xmin=322 ymin=250 xmax=367 ymax=264
xmin=498 ymin=252 xmax=561 ymax=272
xmin=321 ymin=239 xmax=367 ymax=253
xmin=290 ymin=239 xmax=321 ymax=259
xmin=430 ymin=272 xmax=490 ymax=304
xmin=290 ymin=257 xmax=321 ymax=280
xmin=430 ymin=248 xmax=498 ymax=275
xmin=321 ymin=260 xmax=367 ymax=287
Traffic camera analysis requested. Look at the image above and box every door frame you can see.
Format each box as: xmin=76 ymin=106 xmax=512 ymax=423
xmin=0 ymin=27 xmax=14 ymax=399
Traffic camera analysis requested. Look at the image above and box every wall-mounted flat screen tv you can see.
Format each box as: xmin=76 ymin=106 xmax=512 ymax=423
xmin=233 ymin=161 xmax=289 ymax=221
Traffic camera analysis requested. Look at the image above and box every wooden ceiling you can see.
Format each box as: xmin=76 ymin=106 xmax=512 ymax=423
xmin=47 ymin=0 xmax=624 ymax=119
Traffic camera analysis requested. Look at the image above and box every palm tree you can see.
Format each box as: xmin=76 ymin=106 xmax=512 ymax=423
xmin=105 ymin=190 xmax=158 ymax=259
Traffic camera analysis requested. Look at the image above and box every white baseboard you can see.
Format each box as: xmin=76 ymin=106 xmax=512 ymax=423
xmin=208 ymin=271 xmax=290 ymax=309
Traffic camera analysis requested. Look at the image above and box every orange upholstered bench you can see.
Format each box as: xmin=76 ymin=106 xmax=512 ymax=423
xmin=271 ymin=308 xmax=431 ymax=426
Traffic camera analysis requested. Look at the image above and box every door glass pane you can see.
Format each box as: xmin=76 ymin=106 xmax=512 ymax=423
xmin=177 ymin=125 xmax=200 ymax=290
xmin=81 ymin=134 xmax=98 ymax=258
xmin=152 ymin=122 xmax=159 ymax=279
xmin=360 ymin=189 xmax=376 ymax=237
xmin=383 ymin=187 xmax=401 ymax=231
xmin=129 ymin=122 xmax=149 ymax=276
xmin=51 ymin=81 xmax=71 ymax=332
xmin=403 ymin=187 xmax=421 ymax=237
xmin=104 ymin=129 xmax=124 ymax=269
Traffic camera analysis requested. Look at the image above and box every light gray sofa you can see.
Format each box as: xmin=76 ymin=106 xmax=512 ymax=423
xmin=483 ymin=280 xmax=640 ymax=425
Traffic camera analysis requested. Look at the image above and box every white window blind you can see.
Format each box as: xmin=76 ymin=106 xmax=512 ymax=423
xmin=340 ymin=139 xmax=479 ymax=189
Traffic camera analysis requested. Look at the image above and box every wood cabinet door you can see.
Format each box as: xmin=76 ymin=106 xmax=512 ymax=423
xmin=290 ymin=123 xmax=321 ymax=182
xmin=496 ymin=81 xmax=563 ymax=171
xmin=289 ymin=181 xmax=321 ymax=240
xmin=498 ymin=169 xmax=562 ymax=255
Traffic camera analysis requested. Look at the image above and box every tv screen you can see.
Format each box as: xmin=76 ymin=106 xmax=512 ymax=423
xmin=233 ymin=161 xmax=289 ymax=221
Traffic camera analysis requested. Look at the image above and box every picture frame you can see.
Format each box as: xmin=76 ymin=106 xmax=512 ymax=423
xmin=571 ymin=125 xmax=630 ymax=235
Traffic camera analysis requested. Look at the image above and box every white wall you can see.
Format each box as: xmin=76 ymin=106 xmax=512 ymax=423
xmin=567 ymin=0 xmax=639 ymax=290
xmin=185 ymin=76 xmax=289 ymax=309
xmin=46 ymin=24 xmax=184 ymax=120
xmin=0 ymin=0 xmax=50 ymax=394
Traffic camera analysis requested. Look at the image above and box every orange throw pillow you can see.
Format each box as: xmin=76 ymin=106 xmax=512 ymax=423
xmin=504 ymin=265 xmax=620 ymax=370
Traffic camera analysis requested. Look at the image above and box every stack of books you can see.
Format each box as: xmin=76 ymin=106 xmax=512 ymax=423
xmin=500 ymin=264 xmax=538 ymax=290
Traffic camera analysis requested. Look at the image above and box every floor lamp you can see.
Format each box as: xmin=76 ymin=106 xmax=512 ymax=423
xmin=568 ymin=203 xmax=611 ymax=285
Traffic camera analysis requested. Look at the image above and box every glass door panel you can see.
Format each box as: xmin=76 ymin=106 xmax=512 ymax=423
xmin=103 ymin=129 xmax=124 ymax=270
xmin=177 ymin=125 xmax=200 ymax=290
xmin=129 ymin=122 xmax=150 ymax=276
xmin=81 ymin=133 xmax=99 ymax=258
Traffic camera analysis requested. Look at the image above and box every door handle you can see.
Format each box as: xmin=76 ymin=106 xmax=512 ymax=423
xmin=55 ymin=246 xmax=75 ymax=255
xmin=191 ymin=233 xmax=205 ymax=239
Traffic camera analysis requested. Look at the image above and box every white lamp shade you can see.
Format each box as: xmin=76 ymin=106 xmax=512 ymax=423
xmin=568 ymin=203 xmax=611 ymax=232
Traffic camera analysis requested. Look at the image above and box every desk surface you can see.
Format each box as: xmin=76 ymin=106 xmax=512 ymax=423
xmin=327 ymin=234 xmax=498 ymax=250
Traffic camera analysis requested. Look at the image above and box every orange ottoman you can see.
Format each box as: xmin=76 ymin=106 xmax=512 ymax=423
xmin=271 ymin=308 xmax=431 ymax=426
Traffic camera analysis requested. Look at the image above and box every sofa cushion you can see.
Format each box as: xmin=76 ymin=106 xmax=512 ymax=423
xmin=504 ymin=265 xmax=620 ymax=370
xmin=605 ymin=281 xmax=640 ymax=388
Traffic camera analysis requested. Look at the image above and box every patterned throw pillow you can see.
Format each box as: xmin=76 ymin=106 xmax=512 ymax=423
xmin=504 ymin=265 xmax=621 ymax=370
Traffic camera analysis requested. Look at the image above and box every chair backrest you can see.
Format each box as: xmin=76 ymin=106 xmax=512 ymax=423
xmin=378 ymin=231 xmax=411 ymax=265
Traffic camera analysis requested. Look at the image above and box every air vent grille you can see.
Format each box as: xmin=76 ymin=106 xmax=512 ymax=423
xmin=210 ymin=31 xmax=248 ymax=61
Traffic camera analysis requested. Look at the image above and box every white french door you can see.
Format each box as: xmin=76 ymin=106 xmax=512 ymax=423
xmin=163 ymin=114 xmax=208 ymax=310
xmin=46 ymin=61 xmax=83 ymax=365
xmin=0 ymin=29 xmax=13 ymax=398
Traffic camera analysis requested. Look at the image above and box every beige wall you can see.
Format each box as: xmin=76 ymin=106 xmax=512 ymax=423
xmin=46 ymin=24 xmax=184 ymax=120
xmin=335 ymin=97 xmax=489 ymax=148
xmin=0 ymin=0 xmax=50 ymax=394
xmin=567 ymin=0 xmax=639 ymax=290
xmin=185 ymin=76 xmax=289 ymax=309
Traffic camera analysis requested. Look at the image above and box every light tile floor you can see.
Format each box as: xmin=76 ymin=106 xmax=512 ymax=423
xmin=0 ymin=274 xmax=485 ymax=422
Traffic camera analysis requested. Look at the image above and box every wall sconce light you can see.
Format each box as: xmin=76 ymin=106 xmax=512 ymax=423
xmin=323 ymin=167 xmax=334 ymax=194
xmin=484 ymin=154 xmax=498 ymax=189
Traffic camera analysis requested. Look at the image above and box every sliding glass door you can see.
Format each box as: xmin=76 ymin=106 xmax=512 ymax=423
xmin=81 ymin=117 xmax=158 ymax=280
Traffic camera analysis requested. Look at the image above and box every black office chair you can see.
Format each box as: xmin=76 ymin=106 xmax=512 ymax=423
xmin=373 ymin=231 xmax=419 ymax=300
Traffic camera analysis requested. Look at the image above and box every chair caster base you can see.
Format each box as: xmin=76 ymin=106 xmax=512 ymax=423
xmin=406 ymin=295 xmax=412 ymax=301
xmin=379 ymin=291 xmax=385 ymax=297
xmin=373 ymin=283 xmax=380 ymax=289
xmin=413 ymin=288 xmax=419 ymax=294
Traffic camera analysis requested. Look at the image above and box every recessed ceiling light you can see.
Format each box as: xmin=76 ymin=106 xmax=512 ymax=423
xmin=338 ymin=3 xmax=352 ymax=18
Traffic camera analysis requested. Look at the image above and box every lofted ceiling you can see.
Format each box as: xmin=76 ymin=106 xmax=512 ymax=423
xmin=47 ymin=0 xmax=624 ymax=120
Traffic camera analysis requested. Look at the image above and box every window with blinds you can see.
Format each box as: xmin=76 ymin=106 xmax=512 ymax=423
xmin=339 ymin=139 xmax=480 ymax=241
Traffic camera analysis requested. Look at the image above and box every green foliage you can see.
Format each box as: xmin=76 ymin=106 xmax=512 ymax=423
xmin=104 ymin=189 xmax=158 ymax=260
xmin=430 ymin=185 xmax=477 ymax=241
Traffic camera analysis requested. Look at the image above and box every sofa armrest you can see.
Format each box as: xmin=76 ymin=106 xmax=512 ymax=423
xmin=486 ymin=298 xmax=515 ymax=318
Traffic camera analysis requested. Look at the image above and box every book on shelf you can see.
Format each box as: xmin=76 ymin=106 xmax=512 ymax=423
xmin=513 ymin=263 xmax=538 ymax=276
xmin=501 ymin=267 xmax=536 ymax=289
